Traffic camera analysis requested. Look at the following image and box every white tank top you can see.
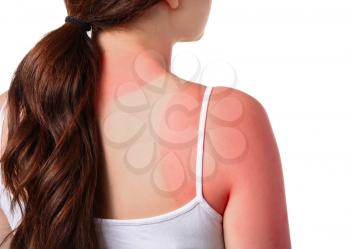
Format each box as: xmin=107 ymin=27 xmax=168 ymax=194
xmin=0 ymin=85 xmax=225 ymax=249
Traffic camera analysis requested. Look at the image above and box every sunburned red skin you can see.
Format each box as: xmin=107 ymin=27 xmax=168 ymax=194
xmin=0 ymin=54 xmax=291 ymax=248
xmin=212 ymin=87 xmax=291 ymax=249
xmin=0 ymin=53 xmax=290 ymax=248
xmin=87 ymin=0 xmax=291 ymax=244
xmin=92 ymin=37 xmax=290 ymax=246
xmin=0 ymin=1 xmax=290 ymax=248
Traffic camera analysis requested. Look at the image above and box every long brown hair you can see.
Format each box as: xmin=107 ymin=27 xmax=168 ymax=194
xmin=0 ymin=0 xmax=161 ymax=248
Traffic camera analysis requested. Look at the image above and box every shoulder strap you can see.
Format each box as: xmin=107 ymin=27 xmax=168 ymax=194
xmin=195 ymin=85 xmax=213 ymax=200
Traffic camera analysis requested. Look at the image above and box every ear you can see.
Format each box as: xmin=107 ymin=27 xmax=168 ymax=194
xmin=163 ymin=0 xmax=179 ymax=9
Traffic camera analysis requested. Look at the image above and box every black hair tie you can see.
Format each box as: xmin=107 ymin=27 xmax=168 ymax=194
xmin=65 ymin=16 xmax=92 ymax=32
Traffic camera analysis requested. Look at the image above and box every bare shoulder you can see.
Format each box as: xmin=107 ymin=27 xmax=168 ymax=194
xmin=209 ymin=85 xmax=283 ymax=182
xmin=210 ymin=86 xmax=291 ymax=248
xmin=208 ymin=85 xmax=278 ymax=174
xmin=210 ymin=85 xmax=269 ymax=123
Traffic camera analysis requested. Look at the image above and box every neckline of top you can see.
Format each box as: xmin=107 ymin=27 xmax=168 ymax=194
xmin=93 ymin=195 xmax=222 ymax=226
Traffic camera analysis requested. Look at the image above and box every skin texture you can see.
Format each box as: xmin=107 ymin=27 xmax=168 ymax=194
xmin=0 ymin=0 xmax=291 ymax=248
xmin=214 ymin=88 xmax=292 ymax=249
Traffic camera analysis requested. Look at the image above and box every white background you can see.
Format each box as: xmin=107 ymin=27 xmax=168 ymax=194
xmin=0 ymin=1 xmax=349 ymax=248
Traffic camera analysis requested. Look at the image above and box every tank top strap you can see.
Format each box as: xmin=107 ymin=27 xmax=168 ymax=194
xmin=195 ymin=85 xmax=213 ymax=201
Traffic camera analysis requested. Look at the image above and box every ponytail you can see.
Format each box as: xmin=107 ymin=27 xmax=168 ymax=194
xmin=0 ymin=20 xmax=103 ymax=249
xmin=0 ymin=1 xmax=163 ymax=248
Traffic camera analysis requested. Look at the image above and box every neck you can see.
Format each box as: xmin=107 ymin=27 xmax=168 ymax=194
xmin=95 ymin=26 xmax=176 ymax=113
xmin=98 ymin=28 xmax=174 ymax=70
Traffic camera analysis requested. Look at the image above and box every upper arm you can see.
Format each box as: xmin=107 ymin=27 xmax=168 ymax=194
xmin=219 ymin=87 xmax=291 ymax=249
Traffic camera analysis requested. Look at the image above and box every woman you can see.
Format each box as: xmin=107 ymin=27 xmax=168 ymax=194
xmin=0 ymin=0 xmax=291 ymax=248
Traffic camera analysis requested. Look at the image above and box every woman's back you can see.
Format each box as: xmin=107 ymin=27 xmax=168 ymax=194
xmin=0 ymin=76 xmax=291 ymax=248
xmin=93 ymin=74 xmax=230 ymax=222
xmin=0 ymin=0 xmax=291 ymax=247
xmin=94 ymin=80 xmax=228 ymax=248
xmin=0 ymin=81 xmax=230 ymax=248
